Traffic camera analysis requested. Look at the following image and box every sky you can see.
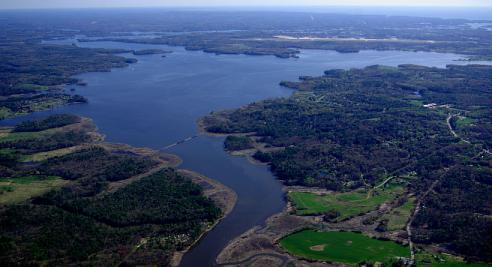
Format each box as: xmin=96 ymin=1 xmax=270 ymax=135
xmin=1 ymin=0 xmax=492 ymax=9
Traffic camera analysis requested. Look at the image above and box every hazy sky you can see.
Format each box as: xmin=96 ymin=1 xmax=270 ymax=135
xmin=1 ymin=0 xmax=492 ymax=9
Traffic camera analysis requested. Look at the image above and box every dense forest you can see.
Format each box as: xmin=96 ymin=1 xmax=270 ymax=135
xmin=1 ymin=170 xmax=220 ymax=266
xmin=0 ymin=39 xmax=134 ymax=118
xmin=202 ymin=64 xmax=492 ymax=262
xmin=0 ymin=115 xmax=222 ymax=266
xmin=13 ymin=114 xmax=80 ymax=132
xmin=39 ymin=146 xmax=158 ymax=181
xmin=224 ymin=135 xmax=254 ymax=151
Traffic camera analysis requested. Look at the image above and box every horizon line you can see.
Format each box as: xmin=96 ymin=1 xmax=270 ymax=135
xmin=2 ymin=5 xmax=492 ymax=10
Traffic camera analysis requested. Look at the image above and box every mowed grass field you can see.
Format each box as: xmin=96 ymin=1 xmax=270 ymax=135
xmin=280 ymin=230 xmax=409 ymax=264
xmin=0 ymin=176 xmax=67 ymax=204
xmin=289 ymin=185 xmax=404 ymax=220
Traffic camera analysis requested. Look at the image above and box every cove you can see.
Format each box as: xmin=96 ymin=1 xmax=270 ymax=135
xmin=0 ymin=39 xmax=478 ymax=266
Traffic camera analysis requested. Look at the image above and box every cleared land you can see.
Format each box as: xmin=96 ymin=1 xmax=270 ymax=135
xmin=416 ymin=251 xmax=491 ymax=267
xmin=381 ymin=197 xmax=416 ymax=231
xmin=280 ymin=230 xmax=409 ymax=264
xmin=289 ymin=185 xmax=404 ymax=220
xmin=19 ymin=145 xmax=85 ymax=162
xmin=0 ymin=129 xmax=52 ymax=143
xmin=0 ymin=176 xmax=68 ymax=204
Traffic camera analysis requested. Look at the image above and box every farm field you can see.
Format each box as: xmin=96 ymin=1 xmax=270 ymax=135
xmin=381 ymin=196 xmax=416 ymax=231
xmin=0 ymin=129 xmax=48 ymax=143
xmin=280 ymin=230 xmax=409 ymax=264
xmin=19 ymin=146 xmax=83 ymax=162
xmin=289 ymin=185 xmax=404 ymax=220
xmin=0 ymin=175 xmax=67 ymax=204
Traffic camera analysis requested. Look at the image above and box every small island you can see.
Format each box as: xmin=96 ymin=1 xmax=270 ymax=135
xmin=132 ymin=49 xmax=173 ymax=55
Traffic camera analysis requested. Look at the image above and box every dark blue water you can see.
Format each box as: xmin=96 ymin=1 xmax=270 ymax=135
xmin=1 ymin=40 xmax=484 ymax=266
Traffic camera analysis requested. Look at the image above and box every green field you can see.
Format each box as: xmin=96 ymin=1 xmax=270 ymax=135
xmin=381 ymin=197 xmax=415 ymax=231
xmin=455 ymin=116 xmax=475 ymax=128
xmin=280 ymin=230 xmax=409 ymax=264
xmin=0 ymin=148 xmax=18 ymax=157
xmin=416 ymin=251 xmax=491 ymax=267
xmin=0 ymin=124 xmax=64 ymax=143
xmin=0 ymin=176 xmax=67 ymax=204
xmin=289 ymin=185 xmax=404 ymax=220
xmin=0 ymin=108 xmax=13 ymax=120
xmin=20 ymin=146 xmax=82 ymax=162
xmin=409 ymin=99 xmax=424 ymax=107
xmin=0 ymin=130 xmax=45 ymax=142
xmin=17 ymin=83 xmax=50 ymax=91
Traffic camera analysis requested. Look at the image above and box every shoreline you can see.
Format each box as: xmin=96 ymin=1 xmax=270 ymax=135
xmin=198 ymin=116 xmax=302 ymax=266
xmin=0 ymin=113 xmax=238 ymax=267
xmin=0 ymin=39 xmax=241 ymax=266
xmin=197 ymin=115 xmax=428 ymax=266
xmin=93 ymin=123 xmax=238 ymax=267
xmin=171 ymin=169 xmax=238 ymax=267
xmin=197 ymin=116 xmax=284 ymax=166
xmin=82 ymin=121 xmax=238 ymax=267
